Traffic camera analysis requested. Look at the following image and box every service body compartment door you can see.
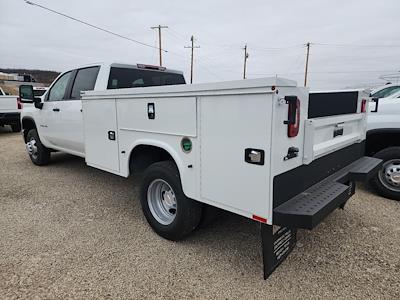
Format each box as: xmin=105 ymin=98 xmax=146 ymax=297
xmin=82 ymin=99 xmax=120 ymax=174
xmin=199 ymin=93 xmax=273 ymax=221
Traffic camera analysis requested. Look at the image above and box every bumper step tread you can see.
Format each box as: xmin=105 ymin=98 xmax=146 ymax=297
xmin=273 ymin=156 xmax=382 ymax=229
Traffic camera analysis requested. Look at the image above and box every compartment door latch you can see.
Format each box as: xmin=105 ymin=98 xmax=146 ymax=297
xmin=284 ymin=147 xmax=299 ymax=161
xmin=108 ymin=131 xmax=116 ymax=141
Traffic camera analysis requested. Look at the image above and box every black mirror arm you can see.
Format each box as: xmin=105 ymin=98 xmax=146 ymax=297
xmin=34 ymin=98 xmax=43 ymax=109
xmin=371 ymin=97 xmax=379 ymax=113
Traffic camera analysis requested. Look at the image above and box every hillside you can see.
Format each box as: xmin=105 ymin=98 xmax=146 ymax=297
xmin=0 ymin=68 xmax=60 ymax=85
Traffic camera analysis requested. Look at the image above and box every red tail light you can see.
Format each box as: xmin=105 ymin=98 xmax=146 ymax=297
xmin=361 ymin=98 xmax=367 ymax=113
xmin=17 ymin=97 xmax=23 ymax=110
xmin=285 ymin=97 xmax=300 ymax=138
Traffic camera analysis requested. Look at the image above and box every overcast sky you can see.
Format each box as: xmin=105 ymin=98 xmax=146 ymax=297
xmin=1 ymin=0 xmax=399 ymax=89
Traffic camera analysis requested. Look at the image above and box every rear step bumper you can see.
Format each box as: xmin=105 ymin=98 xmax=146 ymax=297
xmin=273 ymin=156 xmax=382 ymax=229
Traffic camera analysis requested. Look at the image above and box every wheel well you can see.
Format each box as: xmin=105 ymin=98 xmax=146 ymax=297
xmin=366 ymin=130 xmax=400 ymax=156
xmin=22 ymin=118 xmax=36 ymax=142
xmin=129 ymin=145 xmax=175 ymax=175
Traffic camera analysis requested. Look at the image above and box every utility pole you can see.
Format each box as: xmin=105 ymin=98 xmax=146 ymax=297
xmin=184 ymin=35 xmax=200 ymax=84
xmin=304 ymin=42 xmax=310 ymax=87
xmin=151 ymin=25 xmax=168 ymax=66
xmin=243 ymin=44 xmax=249 ymax=79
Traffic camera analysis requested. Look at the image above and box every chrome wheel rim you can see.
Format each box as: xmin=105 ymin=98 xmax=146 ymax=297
xmin=26 ymin=137 xmax=38 ymax=160
xmin=147 ymin=179 xmax=177 ymax=225
xmin=378 ymin=159 xmax=400 ymax=192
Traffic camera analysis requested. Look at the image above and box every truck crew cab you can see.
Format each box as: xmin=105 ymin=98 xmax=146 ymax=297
xmin=19 ymin=62 xmax=381 ymax=279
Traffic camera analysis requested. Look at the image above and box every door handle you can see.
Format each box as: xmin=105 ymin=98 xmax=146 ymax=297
xmin=53 ymin=108 xmax=60 ymax=112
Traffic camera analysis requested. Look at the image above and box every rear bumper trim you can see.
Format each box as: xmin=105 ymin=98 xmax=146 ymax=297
xmin=273 ymin=156 xmax=382 ymax=229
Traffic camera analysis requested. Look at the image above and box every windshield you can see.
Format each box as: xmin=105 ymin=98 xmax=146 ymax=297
xmin=107 ymin=67 xmax=186 ymax=89
xmin=371 ymin=86 xmax=400 ymax=98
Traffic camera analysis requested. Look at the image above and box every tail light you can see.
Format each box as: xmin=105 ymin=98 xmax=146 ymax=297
xmin=361 ymin=98 xmax=367 ymax=113
xmin=284 ymin=96 xmax=300 ymax=138
xmin=17 ymin=97 xmax=23 ymax=110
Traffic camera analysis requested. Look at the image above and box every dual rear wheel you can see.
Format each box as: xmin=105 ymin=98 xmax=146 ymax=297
xmin=140 ymin=161 xmax=203 ymax=241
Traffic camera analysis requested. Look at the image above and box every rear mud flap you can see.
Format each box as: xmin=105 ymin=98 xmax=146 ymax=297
xmin=261 ymin=224 xmax=297 ymax=279
xmin=261 ymin=156 xmax=381 ymax=279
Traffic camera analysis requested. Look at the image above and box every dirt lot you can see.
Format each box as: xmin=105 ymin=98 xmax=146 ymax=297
xmin=0 ymin=128 xmax=399 ymax=299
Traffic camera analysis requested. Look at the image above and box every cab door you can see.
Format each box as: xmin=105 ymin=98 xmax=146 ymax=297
xmin=55 ymin=66 xmax=100 ymax=156
xmin=40 ymin=71 xmax=74 ymax=149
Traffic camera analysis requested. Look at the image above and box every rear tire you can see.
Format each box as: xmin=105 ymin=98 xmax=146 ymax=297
xmin=370 ymin=147 xmax=400 ymax=201
xmin=140 ymin=161 xmax=202 ymax=241
xmin=26 ymin=129 xmax=51 ymax=166
xmin=11 ymin=123 xmax=21 ymax=132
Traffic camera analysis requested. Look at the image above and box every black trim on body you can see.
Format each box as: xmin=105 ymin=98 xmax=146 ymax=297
xmin=273 ymin=141 xmax=365 ymax=208
xmin=308 ymin=91 xmax=358 ymax=118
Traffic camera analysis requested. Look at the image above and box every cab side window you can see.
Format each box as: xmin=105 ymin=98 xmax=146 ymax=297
xmin=47 ymin=71 xmax=72 ymax=101
xmin=70 ymin=67 xmax=100 ymax=99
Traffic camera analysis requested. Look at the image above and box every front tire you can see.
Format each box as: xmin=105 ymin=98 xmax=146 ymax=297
xmin=370 ymin=147 xmax=400 ymax=201
xmin=26 ymin=129 xmax=51 ymax=166
xmin=140 ymin=161 xmax=202 ymax=241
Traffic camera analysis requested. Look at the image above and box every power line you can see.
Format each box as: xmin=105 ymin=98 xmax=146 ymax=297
xmin=24 ymin=0 xmax=166 ymax=52
xmin=312 ymin=42 xmax=400 ymax=48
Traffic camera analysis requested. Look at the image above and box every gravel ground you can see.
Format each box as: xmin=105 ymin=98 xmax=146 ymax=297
xmin=0 ymin=128 xmax=399 ymax=299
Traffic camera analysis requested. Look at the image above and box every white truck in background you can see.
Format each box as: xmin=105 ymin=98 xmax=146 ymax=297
xmin=19 ymin=62 xmax=381 ymax=279
xmin=365 ymin=89 xmax=400 ymax=200
xmin=0 ymin=87 xmax=22 ymax=132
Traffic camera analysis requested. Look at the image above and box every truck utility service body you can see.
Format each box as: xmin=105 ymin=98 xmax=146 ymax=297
xmin=19 ymin=63 xmax=381 ymax=279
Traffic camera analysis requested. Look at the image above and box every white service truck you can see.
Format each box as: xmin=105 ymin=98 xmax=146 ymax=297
xmin=19 ymin=62 xmax=381 ymax=279
xmin=0 ymin=87 xmax=22 ymax=132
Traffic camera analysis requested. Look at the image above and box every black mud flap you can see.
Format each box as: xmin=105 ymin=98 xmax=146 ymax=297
xmin=261 ymin=224 xmax=297 ymax=279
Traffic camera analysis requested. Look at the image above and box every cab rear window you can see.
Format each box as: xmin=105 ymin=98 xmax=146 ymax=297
xmin=107 ymin=67 xmax=185 ymax=89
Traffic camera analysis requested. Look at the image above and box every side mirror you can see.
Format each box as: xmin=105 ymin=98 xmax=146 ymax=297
xmin=19 ymin=85 xmax=34 ymax=103
xmin=371 ymin=97 xmax=379 ymax=113
xmin=19 ymin=85 xmax=43 ymax=109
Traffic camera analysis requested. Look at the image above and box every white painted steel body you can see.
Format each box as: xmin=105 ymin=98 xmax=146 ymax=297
xmin=82 ymin=78 xmax=366 ymax=224
xmin=21 ymin=62 xmax=368 ymax=225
